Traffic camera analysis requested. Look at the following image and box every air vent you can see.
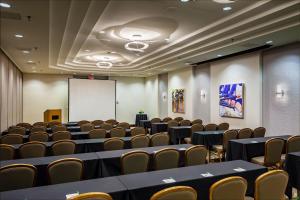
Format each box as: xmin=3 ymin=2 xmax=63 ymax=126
xmin=0 ymin=11 xmax=22 ymax=20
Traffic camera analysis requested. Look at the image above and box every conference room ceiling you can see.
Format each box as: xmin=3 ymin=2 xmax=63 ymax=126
xmin=0 ymin=0 xmax=299 ymax=77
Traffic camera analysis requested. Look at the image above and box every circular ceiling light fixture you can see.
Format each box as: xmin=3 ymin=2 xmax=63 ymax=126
xmin=213 ymin=0 xmax=235 ymax=3
xmin=119 ymin=27 xmax=160 ymax=41
xmin=0 ymin=2 xmax=11 ymax=8
xmin=125 ymin=41 xmax=149 ymax=52
xmin=180 ymin=0 xmax=190 ymax=2
xmin=96 ymin=61 xmax=113 ymax=69
xmin=223 ymin=6 xmax=232 ymax=11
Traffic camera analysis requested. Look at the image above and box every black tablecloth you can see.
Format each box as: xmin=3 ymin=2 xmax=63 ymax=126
xmin=63 ymin=122 xmax=78 ymax=127
xmin=118 ymin=160 xmax=267 ymax=200
xmin=191 ymin=131 xmax=224 ymax=147
xmin=135 ymin=114 xmax=148 ymax=126
xmin=0 ymin=153 xmax=100 ymax=186
xmin=226 ymin=135 xmax=291 ymax=161
xmin=97 ymin=144 xmax=192 ymax=177
xmin=168 ymin=126 xmax=191 ymax=144
xmin=139 ymin=120 xmax=151 ymax=128
xmin=285 ymin=151 xmax=300 ymax=190
xmin=151 ymin=123 xmax=168 ymax=134
xmin=0 ymin=177 xmax=127 ymax=200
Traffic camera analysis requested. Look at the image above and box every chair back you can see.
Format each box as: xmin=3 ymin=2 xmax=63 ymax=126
xmin=77 ymin=120 xmax=90 ymax=126
xmin=185 ymin=145 xmax=207 ymax=166
xmin=19 ymin=142 xmax=46 ymax=158
xmin=80 ymin=123 xmax=94 ymax=132
xmin=238 ymin=128 xmax=253 ymax=139
xmin=191 ymin=124 xmax=204 ymax=133
xmin=191 ymin=119 xmax=202 ymax=125
xmin=0 ymin=144 xmax=15 ymax=161
xmin=117 ymin=122 xmax=130 ymax=129
xmin=47 ymin=158 xmax=83 ymax=184
xmin=151 ymin=118 xmax=161 ymax=123
xmin=204 ymin=124 xmax=218 ymax=131
xmin=103 ymin=138 xmax=124 ymax=151
xmin=264 ymin=138 xmax=285 ymax=167
xmin=52 ymin=125 xmax=67 ymax=133
xmin=150 ymin=133 xmax=169 ymax=146
xmin=223 ymin=130 xmax=238 ymax=151
xmin=218 ymin=123 xmax=229 ymax=130
xmin=253 ymin=127 xmax=266 ymax=138
xmin=154 ymin=148 xmax=179 ymax=170
xmin=162 ymin=117 xmax=172 ymax=122
xmin=16 ymin=123 xmax=32 ymax=129
xmin=105 ymin=119 xmax=118 ymax=125
xmin=167 ymin=120 xmax=178 ymax=128
xmin=150 ymin=186 xmax=197 ymax=200
xmin=110 ymin=127 xmax=126 ymax=137
xmin=286 ymin=135 xmax=300 ymax=153
xmin=67 ymin=192 xmax=113 ymax=200
xmin=121 ymin=151 xmax=150 ymax=174
xmin=52 ymin=131 xmax=71 ymax=141
xmin=0 ymin=134 xmax=23 ymax=144
xmin=131 ymin=135 xmax=150 ymax=148
xmin=48 ymin=121 xmax=61 ymax=128
xmin=174 ymin=117 xmax=183 ymax=122
xmin=254 ymin=170 xmax=288 ymax=200
xmin=100 ymin=123 xmax=113 ymax=130
xmin=88 ymin=129 xmax=106 ymax=139
xmin=0 ymin=164 xmax=37 ymax=192
xmin=29 ymin=131 xmax=49 ymax=142
xmin=31 ymin=126 xmax=46 ymax=133
xmin=131 ymin=127 xmax=146 ymax=136
xmin=33 ymin=122 xmax=47 ymax=127
xmin=8 ymin=126 xmax=26 ymax=135
xmin=51 ymin=140 xmax=76 ymax=156
xmin=91 ymin=120 xmax=104 ymax=126
xmin=180 ymin=120 xmax=191 ymax=126
xmin=210 ymin=176 xmax=247 ymax=200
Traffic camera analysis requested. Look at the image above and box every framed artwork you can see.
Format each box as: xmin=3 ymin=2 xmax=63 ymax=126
xmin=172 ymin=89 xmax=184 ymax=113
xmin=219 ymin=83 xmax=244 ymax=118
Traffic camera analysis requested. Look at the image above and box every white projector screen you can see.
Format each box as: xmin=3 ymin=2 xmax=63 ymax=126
xmin=69 ymin=79 xmax=116 ymax=121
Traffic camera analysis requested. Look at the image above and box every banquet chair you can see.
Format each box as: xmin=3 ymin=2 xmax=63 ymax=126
xmin=131 ymin=135 xmax=150 ymax=148
xmin=251 ymin=138 xmax=285 ymax=169
xmin=31 ymin=126 xmax=46 ymax=133
xmin=217 ymin=123 xmax=229 ymax=131
xmin=185 ymin=145 xmax=207 ymax=166
xmin=209 ymin=176 xmax=247 ymax=200
xmin=88 ymin=129 xmax=106 ymax=139
xmin=184 ymin=124 xmax=204 ymax=144
xmin=252 ymin=127 xmax=266 ymax=138
xmin=47 ymin=158 xmax=83 ymax=184
xmin=174 ymin=117 xmax=184 ymax=122
xmin=150 ymin=133 xmax=169 ymax=146
xmin=91 ymin=120 xmax=104 ymax=126
xmin=238 ymin=128 xmax=253 ymax=139
xmin=48 ymin=121 xmax=61 ymax=128
xmin=105 ymin=119 xmax=118 ymax=125
xmin=167 ymin=120 xmax=178 ymax=128
xmin=77 ymin=120 xmax=90 ymax=126
xmin=204 ymin=124 xmax=218 ymax=131
xmin=52 ymin=125 xmax=67 ymax=133
xmin=110 ymin=127 xmax=126 ymax=137
xmin=154 ymin=148 xmax=179 ymax=170
xmin=281 ymin=135 xmax=300 ymax=161
xmin=100 ymin=123 xmax=113 ymax=130
xmin=19 ymin=141 xmax=46 ymax=158
xmin=29 ymin=131 xmax=49 ymax=142
xmin=121 ymin=150 xmax=150 ymax=174
xmin=212 ymin=130 xmax=238 ymax=162
xmin=0 ymin=134 xmax=23 ymax=144
xmin=0 ymin=144 xmax=15 ymax=160
xmin=67 ymin=192 xmax=113 ymax=200
xmin=0 ymin=164 xmax=37 ymax=192
xmin=103 ymin=138 xmax=124 ymax=151
xmin=150 ymin=186 xmax=197 ymax=200
xmin=51 ymin=140 xmax=76 ymax=156
xmin=151 ymin=118 xmax=161 ymax=123
xmin=16 ymin=122 xmax=32 ymax=129
xmin=191 ymin=119 xmax=203 ymax=125
xmin=180 ymin=119 xmax=191 ymax=126
xmin=8 ymin=126 xmax=26 ymax=135
xmin=33 ymin=122 xmax=47 ymax=127
xmin=162 ymin=117 xmax=172 ymax=122
xmin=80 ymin=123 xmax=94 ymax=132
xmin=117 ymin=122 xmax=130 ymax=129
xmin=131 ymin=127 xmax=146 ymax=136
xmin=52 ymin=131 xmax=71 ymax=141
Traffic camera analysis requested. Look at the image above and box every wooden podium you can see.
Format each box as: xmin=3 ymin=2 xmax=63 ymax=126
xmin=44 ymin=109 xmax=62 ymax=123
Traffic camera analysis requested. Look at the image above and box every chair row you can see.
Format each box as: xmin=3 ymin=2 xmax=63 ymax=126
xmin=150 ymin=117 xmax=203 ymax=125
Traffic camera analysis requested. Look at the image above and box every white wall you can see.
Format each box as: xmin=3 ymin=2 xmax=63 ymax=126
xmin=144 ymin=75 xmax=159 ymax=119
xmin=210 ymin=52 xmax=262 ymax=129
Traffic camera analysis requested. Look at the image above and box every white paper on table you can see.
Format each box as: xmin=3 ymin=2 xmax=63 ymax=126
xmin=233 ymin=167 xmax=246 ymax=172
xmin=162 ymin=177 xmax=176 ymax=183
xmin=66 ymin=192 xmax=79 ymax=199
xmin=201 ymin=172 xmax=213 ymax=177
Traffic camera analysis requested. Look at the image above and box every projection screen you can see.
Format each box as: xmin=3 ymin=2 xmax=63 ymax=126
xmin=68 ymin=79 xmax=116 ymax=121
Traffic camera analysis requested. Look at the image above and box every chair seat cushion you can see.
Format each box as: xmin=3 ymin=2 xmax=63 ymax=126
xmin=251 ymin=156 xmax=265 ymax=165
xmin=212 ymin=145 xmax=223 ymax=152
xmin=184 ymin=138 xmax=191 ymax=144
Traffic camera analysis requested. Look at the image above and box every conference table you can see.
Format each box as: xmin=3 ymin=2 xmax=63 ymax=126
xmin=285 ymin=151 xmax=300 ymax=191
xmin=151 ymin=122 xmax=168 ymax=134
xmin=0 ymin=160 xmax=267 ymax=200
xmin=168 ymin=126 xmax=192 ymax=144
xmin=191 ymin=130 xmax=225 ymax=147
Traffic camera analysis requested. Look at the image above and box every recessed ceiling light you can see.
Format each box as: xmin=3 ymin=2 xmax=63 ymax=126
xmin=15 ymin=34 xmax=23 ymax=38
xmin=217 ymin=54 xmax=223 ymax=57
xmin=27 ymin=60 xmax=34 ymax=63
xmin=213 ymin=0 xmax=235 ymax=4
xmin=165 ymin=38 xmax=170 ymax=41
xmin=111 ymin=51 xmax=116 ymax=54
xmin=266 ymin=40 xmax=273 ymax=44
xmin=0 ymin=2 xmax=11 ymax=8
xmin=84 ymin=49 xmax=90 ymax=52
xmin=185 ymin=62 xmax=192 ymax=65
xmin=22 ymin=50 xmax=30 ymax=54
xmin=99 ymin=31 xmax=105 ymax=34
xmin=223 ymin=6 xmax=232 ymax=11
xmin=180 ymin=0 xmax=190 ymax=2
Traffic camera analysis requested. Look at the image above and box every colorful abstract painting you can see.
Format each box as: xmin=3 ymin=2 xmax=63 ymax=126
xmin=172 ymin=89 xmax=184 ymax=113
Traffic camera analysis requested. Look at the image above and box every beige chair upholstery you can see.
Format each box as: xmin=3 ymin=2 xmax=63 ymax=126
xmin=191 ymin=119 xmax=203 ymax=125
xmin=19 ymin=142 xmax=46 ymax=158
xmin=47 ymin=158 xmax=83 ymax=184
xmin=131 ymin=135 xmax=150 ymax=148
xmin=0 ymin=134 xmax=23 ymax=144
xmin=8 ymin=126 xmax=26 ymax=135
xmin=131 ymin=127 xmax=146 ymax=136
xmin=210 ymin=176 xmax=247 ymax=200
xmin=80 ymin=123 xmax=94 ymax=132
xmin=154 ymin=148 xmax=180 ymax=170
xmin=91 ymin=120 xmax=104 ymax=126
xmin=29 ymin=131 xmax=49 ymax=142
xmin=51 ymin=140 xmax=76 ymax=156
xmin=110 ymin=127 xmax=126 ymax=137
xmin=286 ymin=135 xmax=300 ymax=153
xmin=150 ymin=186 xmax=197 ymax=200
xmin=238 ymin=128 xmax=253 ymax=139
xmin=174 ymin=117 xmax=184 ymax=122
xmin=52 ymin=131 xmax=71 ymax=141
xmin=121 ymin=151 xmax=150 ymax=174
xmin=185 ymin=145 xmax=207 ymax=166
xmin=180 ymin=120 xmax=191 ymax=126
xmin=162 ymin=117 xmax=172 ymax=122
xmin=151 ymin=133 xmax=169 ymax=146
xmin=218 ymin=123 xmax=229 ymax=130
xmin=184 ymin=124 xmax=204 ymax=144
xmin=88 ymin=129 xmax=106 ymax=139
xmin=67 ymin=192 xmax=113 ymax=200
xmin=77 ymin=120 xmax=90 ymax=126
xmin=105 ymin=119 xmax=118 ymax=125
xmin=167 ymin=120 xmax=178 ymax=128
xmin=103 ymin=138 xmax=124 ymax=151
xmin=253 ymin=127 xmax=266 ymax=138
xmin=0 ymin=164 xmax=37 ymax=192
xmin=0 ymin=144 xmax=15 ymax=161
xmin=251 ymin=138 xmax=285 ymax=168
xmin=100 ymin=123 xmax=113 ymax=130
xmin=52 ymin=125 xmax=67 ymax=133
xmin=117 ymin=122 xmax=130 ymax=129
xmin=16 ymin=123 xmax=32 ymax=129
xmin=33 ymin=122 xmax=47 ymax=127
xmin=151 ymin=118 xmax=161 ymax=123
xmin=48 ymin=121 xmax=61 ymax=128
xmin=204 ymin=124 xmax=218 ymax=131
xmin=31 ymin=126 xmax=46 ymax=133
xmin=213 ymin=130 xmax=238 ymax=161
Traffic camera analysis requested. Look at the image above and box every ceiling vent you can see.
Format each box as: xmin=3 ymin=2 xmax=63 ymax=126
xmin=0 ymin=11 xmax=22 ymax=20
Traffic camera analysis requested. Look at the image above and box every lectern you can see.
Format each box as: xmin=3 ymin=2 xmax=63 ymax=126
xmin=44 ymin=109 xmax=62 ymax=123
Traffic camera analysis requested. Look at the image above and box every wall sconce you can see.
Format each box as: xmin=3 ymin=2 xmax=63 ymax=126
xmin=200 ymin=89 xmax=206 ymax=98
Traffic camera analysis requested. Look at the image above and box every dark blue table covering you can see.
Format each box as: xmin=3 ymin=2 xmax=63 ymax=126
xmin=191 ymin=131 xmax=225 ymax=147
xmin=285 ymin=151 xmax=300 ymax=190
xmin=139 ymin=120 xmax=151 ymax=128
xmin=151 ymin=122 xmax=168 ymax=134
xmin=168 ymin=126 xmax=192 ymax=144
xmin=135 ymin=114 xmax=148 ymax=126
